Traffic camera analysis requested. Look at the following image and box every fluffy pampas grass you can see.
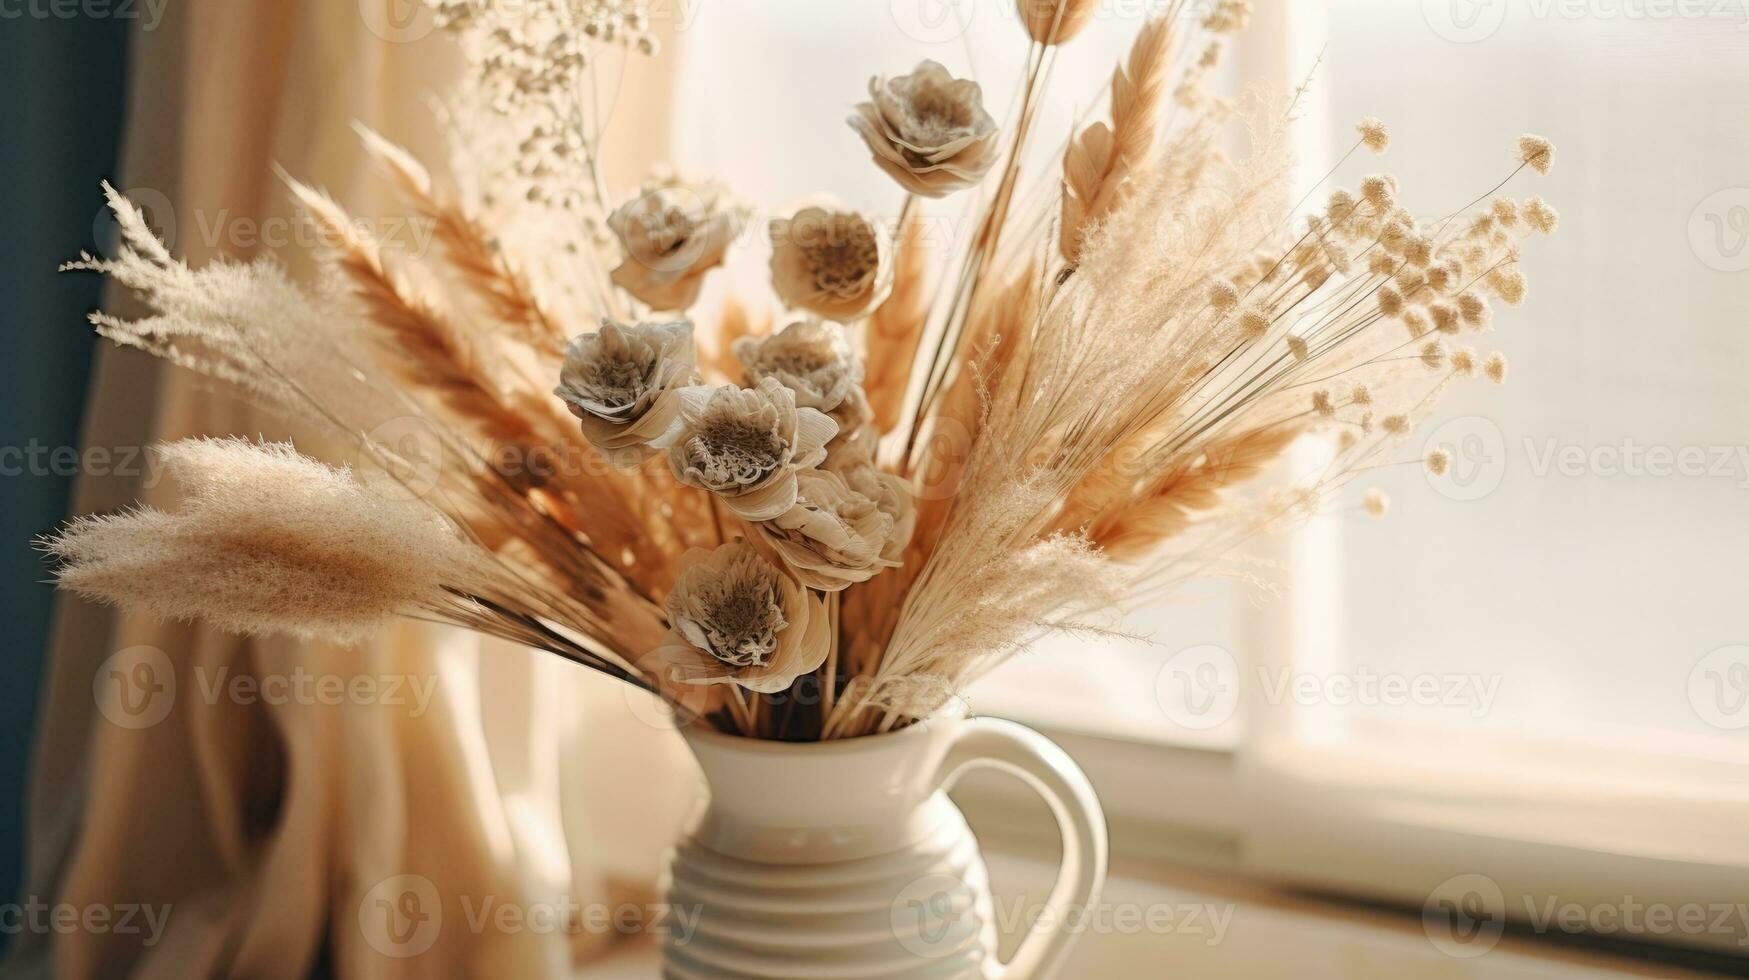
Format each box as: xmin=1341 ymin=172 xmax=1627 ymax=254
xmin=46 ymin=439 xmax=506 ymax=643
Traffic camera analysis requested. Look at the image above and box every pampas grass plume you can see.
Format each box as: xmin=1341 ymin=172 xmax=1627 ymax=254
xmin=45 ymin=439 xmax=498 ymax=643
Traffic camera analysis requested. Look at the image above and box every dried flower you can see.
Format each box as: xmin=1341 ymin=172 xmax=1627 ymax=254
xmin=1286 ymin=336 xmax=1309 ymax=361
xmin=1208 ymin=280 xmax=1239 ymax=312
xmin=1017 ymin=0 xmax=1098 ymax=44
xmin=733 ymin=318 xmax=864 ymax=413
xmin=1488 ymin=267 xmax=1528 ymax=306
xmin=757 ymin=469 xmax=900 ymax=591
xmin=1457 ymin=291 xmax=1491 ymax=330
xmin=770 ymin=204 xmax=894 ymax=321
xmin=1523 ymin=197 xmax=1559 ymax=234
xmin=1450 ymin=347 xmax=1478 ymax=377
xmin=1360 ymin=174 xmax=1397 ymax=209
xmin=1376 ymin=285 xmax=1404 ymax=316
xmin=1350 ymin=383 xmax=1373 ymax=406
xmin=849 ymin=61 xmax=1000 ymax=198
xmin=1491 ymin=198 xmax=1520 ymax=228
xmin=1420 ymin=339 xmax=1448 ymax=370
xmin=1311 ymin=389 xmax=1336 ymax=417
xmin=607 ymin=175 xmax=743 ymax=311
xmin=1326 ymin=189 xmax=1358 ymax=223
xmin=1238 ymin=307 xmax=1271 ymax=339
xmin=1425 ymin=447 xmax=1452 ymax=476
xmin=660 ymin=378 xmax=837 ymax=521
xmin=1402 ymin=307 xmax=1430 ymax=338
xmin=1518 ymin=134 xmax=1555 ymax=175
xmin=1202 ymin=0 xmax=1254 ymax=32
xmin=1430 ymin=302 xmax=1459 ymax=334
xmin=1363 ymin=487 xmax=1389 ymax=518
xmin=1382 ymin=414 xmax=1410 ymax=436
xmin=45 ymin=439 xmax=505 ymax=643
xmin=838 ymin=464 xmax=917 ymax=563
xmin=648 ymin=541 xmax=829 ymax=693
xmin=555 ymin=318 xmax=698 ymax=467
xmin=1356 ymin=117 xmax=1390 ymax=154
xmin=1484 ymin=352 xmax=1509 ymax=384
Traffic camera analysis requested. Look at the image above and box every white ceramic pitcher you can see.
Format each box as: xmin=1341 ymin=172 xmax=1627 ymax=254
xmin=660 ymin=714 xmax=1108 ymax=979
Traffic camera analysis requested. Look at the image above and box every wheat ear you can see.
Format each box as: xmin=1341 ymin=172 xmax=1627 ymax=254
xmin=354 ymin=124 xmax=568 ymax=356
xmin=864 ymin=202 xmax=932 ymax=431
xmin=1089 ymin=423 xmax=1302 ymax=560
xmin=283 ymin=173 xmax=551 ymax=454
xmin=1060 ymin=17 xmax=1175 ymax=262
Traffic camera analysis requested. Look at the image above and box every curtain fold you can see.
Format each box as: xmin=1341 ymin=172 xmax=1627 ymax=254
xmin=11 ymin=4 xmax=696 ymax=977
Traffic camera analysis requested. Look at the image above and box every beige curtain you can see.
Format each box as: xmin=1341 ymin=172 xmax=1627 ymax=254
xmin=12 ymin=3 xmax=695 ymax=977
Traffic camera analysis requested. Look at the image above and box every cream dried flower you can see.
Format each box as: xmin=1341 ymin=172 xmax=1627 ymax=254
xmin=849 ymin=61 xmax=1000 ymax=198
xmin=1363 ymin=487 xmax=1390 ymax=519
xmin=769 ymin=205 xmax=895 ymax=321
xmin=646 ymin=541 xmax=828 ymax=693
xmin=555 ymin=318 xmax=698 ymax=467
xmin=607 ymin=175 xmax=743 ymax=311
xmin=838 ymin=464 xmax=917 ymax=563
xmin=1484 ymin=352 xmax=1510 ymax=384
xmin=661 ymin=378 xmax=837 ymax=521
xmin=823 ymin=387 xmax=881 ymax=467
xmin=1518 ymin=134 xmax=1555 ymax=175
xmin=1017 ymin=0 xmax=1098 ymax=45
xmin=756 ymin=469 xmax=899 ymax=591
xmin=732 ymin=318 xmax=863 ymax=413
xmin=1356 ymin=117 xmax=1390 ymax=154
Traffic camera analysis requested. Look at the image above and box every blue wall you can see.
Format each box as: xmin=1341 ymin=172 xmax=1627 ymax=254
xmin=0 ymin=11 xmax=131 ymax=912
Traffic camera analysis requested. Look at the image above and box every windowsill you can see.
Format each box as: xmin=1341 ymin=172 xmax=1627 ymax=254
xmin=578 ymin=849 xmax=1729 ymax=978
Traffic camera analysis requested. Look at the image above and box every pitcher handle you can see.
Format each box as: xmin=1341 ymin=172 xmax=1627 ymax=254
xmin=934 ymin=717 xmax=1109 ymax=980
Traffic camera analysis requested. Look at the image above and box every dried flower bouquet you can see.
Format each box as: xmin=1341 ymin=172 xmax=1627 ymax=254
xmin=45 ymin=0 xmax=1558 ymax=741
